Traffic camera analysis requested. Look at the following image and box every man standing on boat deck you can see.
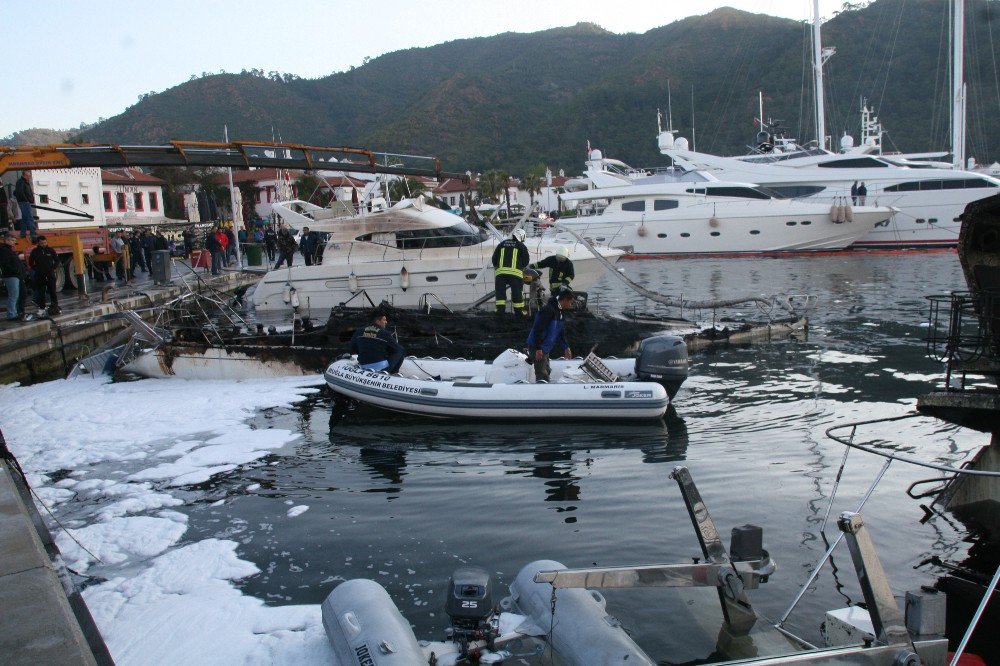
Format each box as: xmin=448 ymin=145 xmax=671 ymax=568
xmin=529 ymin=245 xmax=574 ymax=294
xmin=350 ymin=308 xmax=406 ymax=374
xmin=526 ymin=288 xmax=574 ymax=383
xmin=299 ymin=226 xmax=319 ymax=266
xmin=274 ymin=228 xmax=297 ymax=269
xmin=850 ymin=181 xmax=859 ymax=205
xmin=491 ymin=227 xmax=530 ymax=315
xmin=858 ymin=182 xmax=867 ymax=205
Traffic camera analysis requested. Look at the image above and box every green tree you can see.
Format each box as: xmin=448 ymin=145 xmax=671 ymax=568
xmin=237 ymin=181 xmax=258 ymax=223
xmin=149 ymin=166 xmax=200 ymax=219
xmin=387 ymin=177 xmax=428 ymax=202
xmin=521 ymin=164 xmax=545 ymax=207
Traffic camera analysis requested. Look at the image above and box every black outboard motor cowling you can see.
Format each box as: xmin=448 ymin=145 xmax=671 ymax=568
xmin=635 ymin=335 xmax=688 ymax=399
xmin=445 ymin=565 xmax=495 ymax=632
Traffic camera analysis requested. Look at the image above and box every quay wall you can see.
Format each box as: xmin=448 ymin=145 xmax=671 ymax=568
xmin=0 ymin=273 xmax=260 ymax=385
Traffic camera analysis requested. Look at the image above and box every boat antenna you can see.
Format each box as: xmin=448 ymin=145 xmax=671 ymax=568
xmin=666 ymin=80 xmax=674 ymax=132
xmin=690 ymin=84 xmax=697 ymax=152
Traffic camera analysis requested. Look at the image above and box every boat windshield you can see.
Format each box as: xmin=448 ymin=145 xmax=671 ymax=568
xmin=360 ymin=222 xmax=490 ymax=249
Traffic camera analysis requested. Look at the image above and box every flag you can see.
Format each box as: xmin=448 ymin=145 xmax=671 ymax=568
xmin=587 ymin=140 xmax=592 ymax=158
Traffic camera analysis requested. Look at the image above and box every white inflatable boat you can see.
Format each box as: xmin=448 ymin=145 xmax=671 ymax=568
xmin=323 ymin=335 xmax=687 ymax=421
xmin=321 ymin=560 xmax=654 ymax=666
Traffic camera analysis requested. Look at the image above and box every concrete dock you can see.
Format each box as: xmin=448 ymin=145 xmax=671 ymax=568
xmin=0 ymin=262 xmax=260 ymax=385
xmin=0 ymin=454 xmax=111 ymax=664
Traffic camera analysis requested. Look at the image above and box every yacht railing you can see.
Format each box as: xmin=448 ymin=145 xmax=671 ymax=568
xmin=925 ymin=290 xmax=1000 ymax=390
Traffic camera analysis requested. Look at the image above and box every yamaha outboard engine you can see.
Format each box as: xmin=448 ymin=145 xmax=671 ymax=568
xmin=445 ymin=565 xmax=499 ymax=654
xmin=635 ymin=335 xmax=688 ymax=399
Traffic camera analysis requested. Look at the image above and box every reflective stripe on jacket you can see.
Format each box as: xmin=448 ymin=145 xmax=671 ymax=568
xmin=491 ymin=238 xmax=529 ymax=278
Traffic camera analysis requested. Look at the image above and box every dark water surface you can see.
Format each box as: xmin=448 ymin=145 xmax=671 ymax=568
xmin=185 ymin=252 xmax=986 ymax=664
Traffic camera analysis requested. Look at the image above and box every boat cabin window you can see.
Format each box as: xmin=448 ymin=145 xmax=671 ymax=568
xmin=653 ymin=199 xmax=679 ymax=211
xmin=704 ymin=187 xmax=771 ymax=200
xmin=764 ymin=185 xmax=826 ymax=199
xmin=684 ymin=187 xmax=708 ymax=195
xmin=621 ymin=200 xmax=646 ymax=212
xmin=359 ymin=222 xmax=489 ymax=249
xmin=883 ymin=178 xmax=998 ymax=192
xmin=816 ymin=157 xmax=889 ymax=168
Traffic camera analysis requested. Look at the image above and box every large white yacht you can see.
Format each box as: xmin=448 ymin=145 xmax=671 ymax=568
xmin=555 ymin=151 xmax=893 ymax=256
xmin=251 ymin=196 xmax=625 ymax=314
xmin=659 ymin=132 xmax=1000 ymax=249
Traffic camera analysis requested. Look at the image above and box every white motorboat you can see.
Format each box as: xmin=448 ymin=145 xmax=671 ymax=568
xmin=251 ymin=196 xmax=625 ymax=314
xmin=324 ymin=336 xmax=688 ymax=420
xmin=557 ymin=151 xmax=892 ymax=255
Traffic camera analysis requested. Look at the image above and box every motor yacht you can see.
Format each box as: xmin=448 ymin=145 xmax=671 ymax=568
xmin=251 ymin=195 xmax=625 ymax=313
xmin=659 ymin=132 xmax=1000 ymax=249
xmin=556 ymin=151 xmax=893 ymax=256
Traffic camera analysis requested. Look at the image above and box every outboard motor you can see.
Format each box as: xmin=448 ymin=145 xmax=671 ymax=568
xmin=445 ymin=566 xmax=499 ymax=654
xmin=635 ymin=335 xmax=688 ymax=399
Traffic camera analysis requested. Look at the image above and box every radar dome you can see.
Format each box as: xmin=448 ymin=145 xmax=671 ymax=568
xmin=657 ymin=131 xmax=675 ymax=151
xmin=674 ymin=137 xmax=689 ymax=151
xmin=840 ymin=134 xmax=855 ymax=150
xmin=590 ymin=149 xmax=603 ymax=160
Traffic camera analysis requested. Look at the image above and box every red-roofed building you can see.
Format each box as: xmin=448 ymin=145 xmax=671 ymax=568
xmin=101 ymin=169 xmax=171 ymax=226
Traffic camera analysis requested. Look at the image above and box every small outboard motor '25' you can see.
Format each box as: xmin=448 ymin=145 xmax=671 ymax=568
xmin=445 ymin=565 xmax=499 ymax=654
xmin=635 ymin=335 xmax=688 ymax=399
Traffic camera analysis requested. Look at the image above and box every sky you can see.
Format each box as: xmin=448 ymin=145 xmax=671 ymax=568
xmin=1 ymin=0 xmax=845 ymax=138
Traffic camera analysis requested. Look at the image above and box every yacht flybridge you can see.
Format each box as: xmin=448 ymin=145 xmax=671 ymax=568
xmin=556 ymin=151 xmax=893 ymax=256
xmin=251 ymin=196 xmax=625 ymax=313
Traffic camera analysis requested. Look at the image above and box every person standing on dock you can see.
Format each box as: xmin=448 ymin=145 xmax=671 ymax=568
xmin=205 ymin=226 xmax=224 ymax=276
xmin=350 ymin=308 xmax=406 ymax=373
xmin=526 ymin=287 xmax=574 ymax=382
xmin=491 ymin=227 xmax=530 ymax=315
xmin=13 ymin=171 xmax=37 ymax=239
xmin=529 ymin=245 xmax=574 ymax=294
xmin=28 ymin=236 xmax=60 ymax=315
xmin=264 ymin=226 xmax=277 ymax=263
xmin=1 ymin=235 xmax=25 ymax=320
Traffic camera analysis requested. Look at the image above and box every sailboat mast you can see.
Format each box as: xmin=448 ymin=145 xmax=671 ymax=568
xmin=952 ymin=0 xmax=966 ymax=169
xmin=812 ymin=0 xmax=826 ymax=150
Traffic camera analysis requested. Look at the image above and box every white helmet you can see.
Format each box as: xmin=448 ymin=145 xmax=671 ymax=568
xmin=512 ymin=228 xmax=526 ymax=242
xmin=556 ymin=246 xmax=570 ymax=258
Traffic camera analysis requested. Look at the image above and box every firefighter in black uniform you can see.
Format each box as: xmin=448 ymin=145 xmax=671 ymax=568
xmin=349 ymin=308 xmax=406 ymax=373
xmin=491 ymin=227 xmax=529 ymax=315
xmin=529 ymin=245 xmax=574 ymax=293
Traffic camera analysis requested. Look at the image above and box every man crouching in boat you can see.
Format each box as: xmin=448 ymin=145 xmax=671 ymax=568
xmin=350 ymin=308 xmax=406 ymax=373
xmin=526 ymin=288 xmax=574 ymax=382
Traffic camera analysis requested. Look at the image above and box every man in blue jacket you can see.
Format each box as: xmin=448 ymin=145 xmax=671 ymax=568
xmin=350 ymin=309 xmax=406 ymax=373
xmin=525 ymin=288 xmax=574 ymax=382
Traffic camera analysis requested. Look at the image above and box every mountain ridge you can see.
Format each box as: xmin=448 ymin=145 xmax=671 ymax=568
xmin=9 ymin=0 xmax=1000 ymax=174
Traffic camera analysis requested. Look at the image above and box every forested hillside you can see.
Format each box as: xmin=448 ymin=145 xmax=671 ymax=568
xmin=67 ymin=0 xmax=1000 ymax=175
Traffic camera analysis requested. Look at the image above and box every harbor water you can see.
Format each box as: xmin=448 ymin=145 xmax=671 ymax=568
xmin=169 ymin=251 xmax=984 ymax=663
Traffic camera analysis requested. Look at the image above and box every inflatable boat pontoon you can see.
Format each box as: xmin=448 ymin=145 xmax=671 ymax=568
xmin=323 ymin=335 xmax=687 ymax=420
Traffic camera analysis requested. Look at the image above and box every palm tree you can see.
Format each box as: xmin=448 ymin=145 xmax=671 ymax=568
xmin=522 ymin=166 xmax=544 ymax=207
xmin=476 ymin=169 xmax=505 ymax=204
xmin=387 ymin=177 xmax=427 ymax=203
